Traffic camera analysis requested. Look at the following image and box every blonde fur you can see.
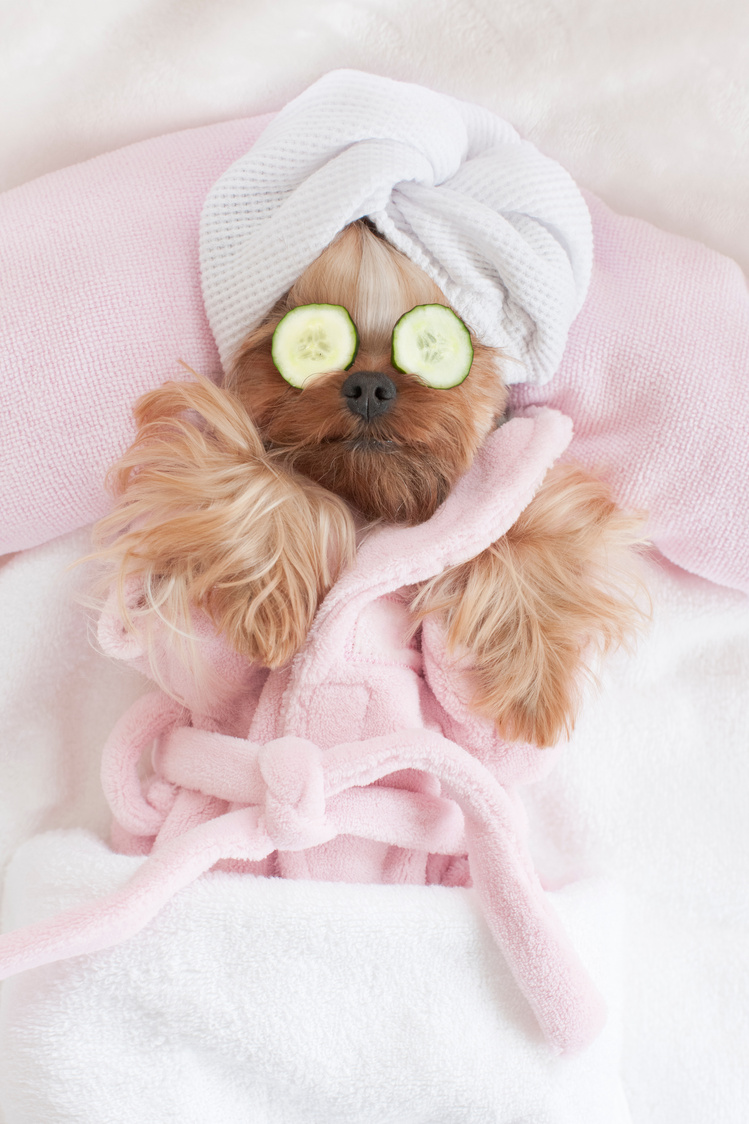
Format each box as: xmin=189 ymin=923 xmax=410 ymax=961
xmin=92 ymin=372 xmax=355 ymax=676
xmin=285 ymin=221 xmax=454 ymax=350
xmin=410 ymin=464 xmax=648 ymax=747
xmin=92 ymin=220 xmax=647 ymax=747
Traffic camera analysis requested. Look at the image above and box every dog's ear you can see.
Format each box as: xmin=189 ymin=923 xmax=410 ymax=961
xmin=411 ymin=464 xmax=648 ymax=748
xmin=92 ymin=374 xmax=355 ymax=672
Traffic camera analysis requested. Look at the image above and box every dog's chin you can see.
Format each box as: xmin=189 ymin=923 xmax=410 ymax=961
xmin=280 ymin=438 xmax=455 ymax=525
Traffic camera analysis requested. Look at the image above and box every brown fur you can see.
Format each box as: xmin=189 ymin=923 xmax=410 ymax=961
xmin=93 ymin=219 xmax=647 ymax=747
xmin=93 ymin=374 xmax=355 ymax=670
xmin=230 ymin=223 xmax=507 ymax=524
xmin=411 ymin=464 xmax=646 ymax=746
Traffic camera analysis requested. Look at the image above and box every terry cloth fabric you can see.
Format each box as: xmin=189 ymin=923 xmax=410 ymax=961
xmin=0 ymin=833 xmax=630 ymax=1124
xmin=199 ymin=69 xmax=593 ymax=383
xmin=0 ymin=106 xmax=748 ymax=593
xmin=0 ymin=409 xmax=608 ymax=1056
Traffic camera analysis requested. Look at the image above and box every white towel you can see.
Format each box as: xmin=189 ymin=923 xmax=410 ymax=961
xmin=199 ymin=70 xmax=593 ymax=384
xmin=0 ymin=832 xmax=629 ymax=1124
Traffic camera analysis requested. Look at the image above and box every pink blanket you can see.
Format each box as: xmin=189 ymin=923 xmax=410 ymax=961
xmin=1 ymin=114 xmax=747 ymax=593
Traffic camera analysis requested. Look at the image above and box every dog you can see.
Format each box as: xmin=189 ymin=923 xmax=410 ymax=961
xmin=94 ymin=218 xmax=645 ymax=751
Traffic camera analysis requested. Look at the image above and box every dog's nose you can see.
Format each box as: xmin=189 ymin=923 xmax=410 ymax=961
xmin=341 ymin=371 xmax=397 ymax=420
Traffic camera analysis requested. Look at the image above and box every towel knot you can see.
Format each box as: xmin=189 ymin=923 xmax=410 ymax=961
xmin=257 ymin=737 xmax=330 ymax=851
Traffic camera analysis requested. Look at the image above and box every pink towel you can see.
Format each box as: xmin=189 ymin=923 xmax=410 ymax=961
xmin=1 ymin=115 xmax=748 ymax=594
xmin=0 ymin=115 xmax=270 ymax=550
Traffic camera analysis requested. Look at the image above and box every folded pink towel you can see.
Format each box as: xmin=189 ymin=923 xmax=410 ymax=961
xmin=1 ymin=114 xmax=747 ymax=595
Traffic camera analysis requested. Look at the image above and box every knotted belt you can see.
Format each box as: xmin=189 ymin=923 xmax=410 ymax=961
xmin=0 ymin=691 xmax=605 ymax=1054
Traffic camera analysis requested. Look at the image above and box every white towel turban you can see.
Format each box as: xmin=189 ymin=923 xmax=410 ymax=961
xmin=200 ymin=70 xmax=593 ymax=385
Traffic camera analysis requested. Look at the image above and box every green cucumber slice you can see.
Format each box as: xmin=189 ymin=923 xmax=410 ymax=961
xmin=271 ymin=304 xmax=359 ymax=388
xmin=391 ymin=304 xmax=473 ymax=389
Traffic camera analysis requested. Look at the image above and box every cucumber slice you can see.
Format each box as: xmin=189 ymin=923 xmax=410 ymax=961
xmin=272 ymin=304 xmax=359 ymax=388
xmin=391 ymin=304 xmax=473 ymax=389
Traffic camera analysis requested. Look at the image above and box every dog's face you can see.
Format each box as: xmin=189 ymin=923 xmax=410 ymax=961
xmin=229 ymin=222 xmax=508 ymax=525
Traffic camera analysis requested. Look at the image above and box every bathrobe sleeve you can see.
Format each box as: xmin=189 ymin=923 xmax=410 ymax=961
xmin=97 ymin=583 xmax=263 ymax=736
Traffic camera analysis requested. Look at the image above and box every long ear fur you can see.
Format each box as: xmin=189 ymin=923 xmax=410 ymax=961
xmin=410 ymin=463 xmax=649 ymax=748
xmin=91 ymin=372 xmax=355 ymax=672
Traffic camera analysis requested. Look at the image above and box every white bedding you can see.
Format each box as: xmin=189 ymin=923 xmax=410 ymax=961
xmin=1 ymin=3 xmax=748 ymax=1121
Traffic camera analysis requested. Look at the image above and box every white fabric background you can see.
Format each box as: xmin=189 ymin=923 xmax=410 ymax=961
xmin=2 ymin=0 xmax=748 ymax=272
xmin=1 ymin=3 xmax=748 ymax=1121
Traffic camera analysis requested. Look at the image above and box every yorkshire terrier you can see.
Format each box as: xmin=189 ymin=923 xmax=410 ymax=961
xmin=94 ymin=219 xmax=645 ymax=750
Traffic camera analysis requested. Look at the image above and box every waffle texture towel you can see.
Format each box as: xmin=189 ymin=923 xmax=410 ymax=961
xmin=199 ymin=69 xmax=593 ymax=383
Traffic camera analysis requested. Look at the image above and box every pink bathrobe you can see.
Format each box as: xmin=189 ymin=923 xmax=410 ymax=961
xmin=0 ymin=406 xmax=606 ymax=1054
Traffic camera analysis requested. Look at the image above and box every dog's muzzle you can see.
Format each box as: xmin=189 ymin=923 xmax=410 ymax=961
xmin=341 ymin=371 xmax=397 ymax=420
